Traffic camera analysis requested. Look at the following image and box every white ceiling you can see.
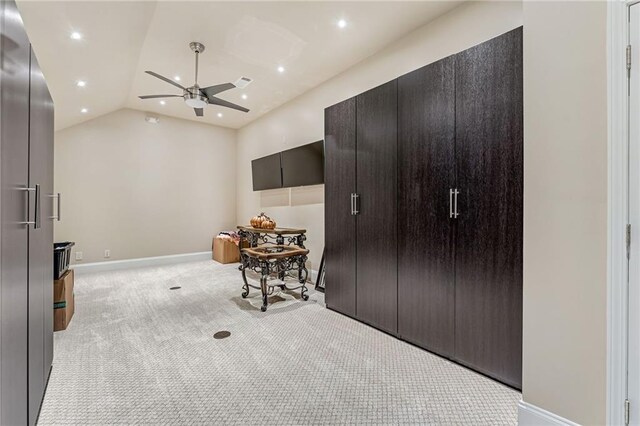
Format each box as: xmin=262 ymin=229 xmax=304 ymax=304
xmin=18 ymin=1 xmax=461 ymax=131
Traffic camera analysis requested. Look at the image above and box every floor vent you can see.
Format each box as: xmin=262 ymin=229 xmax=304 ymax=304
xmin=214 ymin=331 xmax=231 ymax=339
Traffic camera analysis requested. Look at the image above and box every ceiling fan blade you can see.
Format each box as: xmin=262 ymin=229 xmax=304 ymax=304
xmin=194 ymin=108 xmax=204 ymax=117
xmin=138 ymin=94 xmax=182 ymax=99
xmin=145 ymin=71 xmax=186 ymax=91
xmin=208 ymin=96 xmax=249 ymax=113
xmin=201 ymin=83 xmax=235 ymax=97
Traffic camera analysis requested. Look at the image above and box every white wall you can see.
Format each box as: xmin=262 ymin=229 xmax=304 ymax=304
xmin=522 ymin=2 xmax=608 ymax=424
xmin=236 ymin=1 xmax=523 ymax=269
xmin=55 ymin=108 xmax=237 ymax=263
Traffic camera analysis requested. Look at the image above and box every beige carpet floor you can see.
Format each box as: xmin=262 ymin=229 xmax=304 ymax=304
xmin=38 ymin=260 xmax=520 ymax=425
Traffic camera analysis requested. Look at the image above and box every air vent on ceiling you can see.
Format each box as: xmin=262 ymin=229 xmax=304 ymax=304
xmin=234 ymin=77 xmax=252 ymax=89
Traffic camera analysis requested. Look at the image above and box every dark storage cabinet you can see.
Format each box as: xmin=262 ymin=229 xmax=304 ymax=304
xmin=324 ymin=27 xmax=523 ymax=389
xmin=454 ymin=27 xmax=523 ymax=388
xmin=355 ymin=81 xmax=398 ymax=334
xmin=1 ymin=0 xmax=55 ymax=424
xmin=324 ymin=98 xmax=357 ymax=317
xmin=398 ymin=56 xmax=456 ymax=357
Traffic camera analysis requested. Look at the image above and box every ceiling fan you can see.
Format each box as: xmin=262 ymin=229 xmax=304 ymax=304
xmin=138 ymin=41 xmax=249 ymax=117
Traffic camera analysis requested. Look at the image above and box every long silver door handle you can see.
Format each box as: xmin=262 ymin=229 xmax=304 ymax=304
xmin=353 ymin=194 xmax=360 ymax=215
xmin=454 ymin=189 xmax=460 ymax=218
xmin=18 ymin=186 xmax=37 ymax=227
xmin=34 ymin=184 xmax=41 ymax=229
xmin=449 ymin=189 xmax=454 ymax=218
xmin=350 ymin=193 xmax=354 ymax=215
xmin=49 ymin=193 xmax=61 ymax=221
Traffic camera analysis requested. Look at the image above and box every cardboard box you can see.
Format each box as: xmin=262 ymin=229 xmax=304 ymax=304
xmin=212 ymin=237 xmax=241 ymax=264
xmin=53 ymin=269 xmax=74 ymax=331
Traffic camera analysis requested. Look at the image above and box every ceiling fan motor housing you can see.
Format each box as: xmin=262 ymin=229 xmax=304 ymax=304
xmin=184 ymin=85 xmax=208 ymax=108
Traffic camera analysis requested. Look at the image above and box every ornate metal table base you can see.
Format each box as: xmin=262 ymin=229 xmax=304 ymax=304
xmin=239 ymin=245 xmax=309 ymax=312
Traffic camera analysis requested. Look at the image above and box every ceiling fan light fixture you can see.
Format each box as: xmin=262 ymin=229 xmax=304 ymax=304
xmin=184 ymin=88 xmax=208 ymax=109
xmin=185 ymin=97 xmax=207 ymax=109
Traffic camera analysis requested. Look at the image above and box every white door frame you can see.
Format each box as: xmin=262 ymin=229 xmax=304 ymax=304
xmin=610 ymin=1 xmax=635 ymax=425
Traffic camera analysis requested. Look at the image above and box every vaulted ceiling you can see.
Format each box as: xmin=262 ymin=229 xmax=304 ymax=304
xmin=18 ymin=1 xmax=461 ymax=131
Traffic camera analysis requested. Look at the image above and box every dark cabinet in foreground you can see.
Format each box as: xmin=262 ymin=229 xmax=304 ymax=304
xmin=1 ymin=0 xmax=55 ymax=424
xmin=325 ymin=27 xmax=523 ymax=389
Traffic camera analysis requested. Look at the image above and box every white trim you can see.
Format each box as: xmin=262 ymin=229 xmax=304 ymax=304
xmin=518 ymin=401 xmax=580 ymax=426
xmin=608 ymin=1 xmax=630 ymax=425
xmin=71 ymin=251 xmax=212 ymax=274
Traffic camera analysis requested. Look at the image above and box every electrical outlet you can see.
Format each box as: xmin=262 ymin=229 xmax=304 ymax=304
xmin=75 ymin=251 xmax=83 ymax=261
xmin=104 ymin=249 xmax=110 ymax=258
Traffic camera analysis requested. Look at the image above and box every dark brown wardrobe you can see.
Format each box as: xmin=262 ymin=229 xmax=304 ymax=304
xmin=1 ymin=0 xmax=55 ymax=424
xmin=325 ymin=27 xmax=523 ymax=389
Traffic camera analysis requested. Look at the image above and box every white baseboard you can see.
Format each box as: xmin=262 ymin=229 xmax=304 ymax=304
xmin=518 ymin=400 xmax=580 ymax=426
xmin=72 ymin=251 xmax=212 ymax=274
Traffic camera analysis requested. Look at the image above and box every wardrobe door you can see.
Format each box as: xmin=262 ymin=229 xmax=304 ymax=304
xmin=398 ymin=57 xmax=456 ymax=356
xmin=454 ymin=27 xmax=523 ymax=388
xmin=28 ymin=47 xmax=54 ymax=425
xmin=324 ymin=98 xmax=357 ymax=316
xmin=1 ymin=0 xmax=32 ymax=423
xmin=356 ymin=81 xmax=397 ymax=334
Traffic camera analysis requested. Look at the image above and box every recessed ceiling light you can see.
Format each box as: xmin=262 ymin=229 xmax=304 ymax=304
xmin=174 ymin=75 xmax=181 ymax=81
xmin=241 ymin=94 xmax=247 ymax=100
xmin=159 ymin=100 xmax=166 ymax=105
xmin=337 ymin=19 xmax=347 ymax=29
xmin=76 ymin=80 xmax=86 ymax=87
xmin=277 ymin=66 xmax=285 ymax=73
xmin=217 ymin=113 xmax=223 ymax=118
xmin=80 ymin=108 xmax=88 ymax=114
xmin=70 ymin=31 xmax=82 ymax=40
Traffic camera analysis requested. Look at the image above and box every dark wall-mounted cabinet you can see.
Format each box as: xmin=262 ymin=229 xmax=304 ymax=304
xmin=324 ymin=27 xmax=523 ymax=389
xmin=1 ymin=0 xmax=55 ymax=423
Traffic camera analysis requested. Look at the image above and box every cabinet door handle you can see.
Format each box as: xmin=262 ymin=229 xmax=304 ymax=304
xmin=350 ymin=193 xmax=355 ymax=215
xmin=18 ymin=186 xmax=38 ymax=227
xmin=454 ymin=188 xmax=460 ymax=218
xmin=34 ymin=184 xmax=41 ymax=229
xmin=449 ymin=189 xmax=454 ymax=218
xmin=353 ymin=194 xmax=360 ymax=215
xmin=49 ymin=193 xmax=61 ymax=221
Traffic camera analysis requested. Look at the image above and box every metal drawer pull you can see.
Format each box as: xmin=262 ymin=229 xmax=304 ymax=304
xmin=18 ymin=185 xmax=39 ymax=228
xmin=49 ymin=193 xmax=61 ymax=221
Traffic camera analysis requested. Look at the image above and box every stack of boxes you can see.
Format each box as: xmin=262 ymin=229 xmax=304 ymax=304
xmin=53 ymin=269 xmax=74 ymax=331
